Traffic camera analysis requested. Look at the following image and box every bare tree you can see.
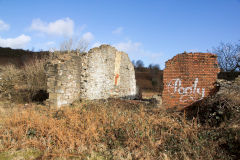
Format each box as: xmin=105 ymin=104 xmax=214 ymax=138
xmin=136 ymin=60 xmax=144 ymax=68
xmin=152 ymin=64 xmax=160 ymax=70
xmin=148 ymin=64 xmax=153 ymax=69
xmin=76 ymin=39 xmax=88 ymax=53
xmin=60 ymin=38 xmax=73 ymax=52
xmin=135 ymin=60 xmax=145 ymax=71
xmin=60 ymin=38 xmax=88 ymax=54
xmin=212 ymin=41 xmax=240 ymax=71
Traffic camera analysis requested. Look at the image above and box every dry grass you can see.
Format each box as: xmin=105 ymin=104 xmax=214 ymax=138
xmin=0 ymin=99 xmax=239 ymax=160
xmin=0 ymin=59 xmax=239 ymax=159
xmin=221 ymin=91 xmax=240 ymax=105
xmin=0 ymin=59 xmax=47 ymax=102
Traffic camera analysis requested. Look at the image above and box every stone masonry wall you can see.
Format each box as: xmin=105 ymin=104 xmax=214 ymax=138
xmin=80 ymin=45 xmax=137 ymax=100
xmin=45 ymin=54 xmax=82 ymax=107
xmin=162 ymin=52 xmax=220 ymax=110
xmin=46 ymin=45 xmax=137 ymax=107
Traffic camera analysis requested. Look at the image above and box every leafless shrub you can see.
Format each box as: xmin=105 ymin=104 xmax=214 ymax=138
xmin=212 ymin=41 xmax=240 ymax=72
xmin=0 ymin=65 xmax=22 ymax=100
xmin=0 ymin=59 xmax=47 ymax=102
xmin=60 ymin=38 xmax=88 ymax=54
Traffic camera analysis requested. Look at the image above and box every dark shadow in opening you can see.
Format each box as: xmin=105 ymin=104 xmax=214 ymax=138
xmin=32 ymin=90 xmax=49 ymax=103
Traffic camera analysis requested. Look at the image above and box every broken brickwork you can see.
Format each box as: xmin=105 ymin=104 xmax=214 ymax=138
xmin=45 ymin=45 xmax=137 ymax=108
xmin=162 ymin=52 xmax=220 ymax=110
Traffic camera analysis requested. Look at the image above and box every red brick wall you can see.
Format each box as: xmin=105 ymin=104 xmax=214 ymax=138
xmin=162 ymin=52 xmax=220 ymax=110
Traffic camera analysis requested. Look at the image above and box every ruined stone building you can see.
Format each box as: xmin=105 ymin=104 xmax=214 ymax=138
xmin=162 ymin=52 xmax=220 ymax=110
xmin=45 ymin=45 xmax=137 ymax=107
xmin=45 ymin=44 xmax=221 ymax=110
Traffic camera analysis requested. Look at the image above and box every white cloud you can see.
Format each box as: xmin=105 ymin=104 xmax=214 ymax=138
xmin=30 ymin=18 xmax=74 ymax=37
xmin=112 ymin=27 xmax=123 ymax=35
xmin=0 ymin=34 xmax=31 ymax=49
xmin=92 ymin=42 xmax=102 ymax=48
xmin=0 ymin=20 xmax=9 ymax=31
xmin=114 ymin=40 xmax=142 ymax=53
xmin=114 ymin=40 xmax=166 ymax=68
xmin=82 ymin=32 xmax=94 ymax=42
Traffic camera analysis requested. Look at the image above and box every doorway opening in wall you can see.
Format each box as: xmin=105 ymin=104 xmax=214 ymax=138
xmin=32 ymin=90 xmax=49 ymax=103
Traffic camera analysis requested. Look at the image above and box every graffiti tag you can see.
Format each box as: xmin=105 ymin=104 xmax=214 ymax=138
xmin=167 ymin=78 xmax=205 ymax=102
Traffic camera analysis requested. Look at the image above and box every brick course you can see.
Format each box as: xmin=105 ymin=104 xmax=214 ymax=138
xmin=162 ymin=52 xmax=220 ymax=110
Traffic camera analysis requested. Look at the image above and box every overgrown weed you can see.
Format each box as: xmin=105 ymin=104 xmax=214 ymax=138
xmin=0 ymin=59 xmax=47 ymax=103
xmin=0 ymin=99 xmax=239 ymax=159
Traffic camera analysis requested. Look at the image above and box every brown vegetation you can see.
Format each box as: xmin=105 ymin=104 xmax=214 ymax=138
xmin=0 ymin=48 xmax=239 ymax=159
xmin=0 ymin=59 xmax=47 ymax=102
xmin=135 ymin=70 xmax=163 ymax=93
xmin=0 ymin=97 xmax=239 ymax=159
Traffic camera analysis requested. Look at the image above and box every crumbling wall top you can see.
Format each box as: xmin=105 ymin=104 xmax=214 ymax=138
xmin=162 ymin=52 xmax=220 ymax=110
xmin=45 ymin=45 xmax=137 ymax=107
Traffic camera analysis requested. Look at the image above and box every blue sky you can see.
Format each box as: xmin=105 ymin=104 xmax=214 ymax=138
xmin=0 ymin=0 xmax=240 ymax=68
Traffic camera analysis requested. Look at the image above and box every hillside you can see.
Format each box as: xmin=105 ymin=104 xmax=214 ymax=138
xmin=0 ymin=47 xmax=49 ymax=67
